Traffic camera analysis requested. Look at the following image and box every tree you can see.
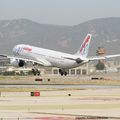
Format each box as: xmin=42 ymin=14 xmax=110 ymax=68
xmin=96 ymin=62 xmax=105 ymax=70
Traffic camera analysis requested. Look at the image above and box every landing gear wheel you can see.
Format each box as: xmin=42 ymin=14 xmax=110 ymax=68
xmin=64 ymin=72 xmax=67 ymax=76
xmin=59 ymin=69 xmax=67 ymax=76
xmin=37 ymin=71 xmax=40 ymax=76
xmin=60 ymin=72 xmax=64 ymax=76
xmin=32 ymin=68 xmax=36 ymax=76
xmin=32 ymin=68 xmax=40 ymax=76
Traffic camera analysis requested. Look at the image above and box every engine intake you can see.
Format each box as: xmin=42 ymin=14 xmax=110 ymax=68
xmin=18 ymin=60 xmax=25 ymax=67
xmin=10 ymin=58 xmax=25 ymax=67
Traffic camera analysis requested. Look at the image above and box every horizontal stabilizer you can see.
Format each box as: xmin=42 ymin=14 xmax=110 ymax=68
xmin=89 ymin=54 xmax=120 ymax=61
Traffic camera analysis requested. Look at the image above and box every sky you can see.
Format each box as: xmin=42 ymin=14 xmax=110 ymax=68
xmin=0 ymin=0 xmax=120 ymax=25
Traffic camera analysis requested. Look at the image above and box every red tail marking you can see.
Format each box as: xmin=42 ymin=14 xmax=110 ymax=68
xmin=23 ymin=47 xmax=32 ymax=51
xmin=80 ymin=35 xmax=90 ymax=53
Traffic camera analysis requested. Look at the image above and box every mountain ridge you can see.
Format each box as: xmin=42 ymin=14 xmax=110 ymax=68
xmin=0 ymin=17 xmax=120 ymax=56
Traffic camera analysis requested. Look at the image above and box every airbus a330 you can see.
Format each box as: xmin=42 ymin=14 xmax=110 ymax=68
xmin=1 ymin=34 xmax=120 ymax=76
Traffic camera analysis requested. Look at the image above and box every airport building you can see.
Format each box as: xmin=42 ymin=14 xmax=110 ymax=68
xmin=0 ymin=58 xmax=9 ymax=72
xmin=51 ymin=63 xmax=90 ymax=75
xmin=0 ymin=57 xmax=120 ymax=76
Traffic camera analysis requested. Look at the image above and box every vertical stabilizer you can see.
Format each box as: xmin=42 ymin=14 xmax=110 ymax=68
xmin=75 ymin=34 xmax=92 ymax=58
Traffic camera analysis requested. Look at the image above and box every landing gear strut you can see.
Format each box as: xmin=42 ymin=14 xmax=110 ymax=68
xmin=32 ymin=66 xmax=40 ymax=76
xmin=59 ymin=69 xmax=67 ymax=76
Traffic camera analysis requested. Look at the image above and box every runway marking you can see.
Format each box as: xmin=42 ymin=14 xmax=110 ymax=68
xmin=31 ymin=116 xmax=73 ymax=120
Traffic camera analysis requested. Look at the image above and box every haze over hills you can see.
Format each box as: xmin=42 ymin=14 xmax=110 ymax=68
xmin=0 ymin=17 xmax=120 ymax=56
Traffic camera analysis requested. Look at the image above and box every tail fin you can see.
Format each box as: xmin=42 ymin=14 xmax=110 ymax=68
xmin=75 ymin=34 xmax=92 ymax=58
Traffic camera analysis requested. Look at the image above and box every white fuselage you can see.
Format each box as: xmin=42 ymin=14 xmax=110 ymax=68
xmin=13 ymin=44 xmax=88 ymax=69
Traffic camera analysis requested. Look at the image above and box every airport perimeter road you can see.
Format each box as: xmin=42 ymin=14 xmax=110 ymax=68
xmin=0 ymin=88 xmax=120 ymax=119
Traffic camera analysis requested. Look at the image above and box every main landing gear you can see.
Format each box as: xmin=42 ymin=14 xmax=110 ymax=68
xmin=32 ymin=66 xmax=40 ymax=76
xmin=59 ymin=69 xmax=67 ymax=76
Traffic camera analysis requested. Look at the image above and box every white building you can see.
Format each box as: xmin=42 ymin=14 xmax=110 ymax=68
xmin=51 ymin=63 xmax=93 ymax=76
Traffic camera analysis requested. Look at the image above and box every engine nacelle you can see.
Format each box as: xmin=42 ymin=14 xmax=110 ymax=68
xmin=76 ymin=58 xmax=83 ymax=64
xmin=10 ymin=58 xmax=25 ymax=67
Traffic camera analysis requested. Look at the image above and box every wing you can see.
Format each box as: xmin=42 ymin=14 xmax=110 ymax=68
xmin=0 ymin=54 xmax=52 ymax=67
xmin=89 ymin=54 xmax=120 ymax=61
xmin=63 ymin=56 xmax=88 ymax=64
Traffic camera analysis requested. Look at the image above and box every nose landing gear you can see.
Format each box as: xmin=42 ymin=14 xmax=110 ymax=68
xmin=32 ymin=66 xmax=40 ymax=76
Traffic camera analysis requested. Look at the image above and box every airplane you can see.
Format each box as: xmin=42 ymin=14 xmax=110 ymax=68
xmin=0 ymin=34 xmax=120 ymax=76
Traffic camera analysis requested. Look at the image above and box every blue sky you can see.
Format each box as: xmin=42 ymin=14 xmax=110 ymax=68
xmin=0 ymin=0 xmax=120 ymax=25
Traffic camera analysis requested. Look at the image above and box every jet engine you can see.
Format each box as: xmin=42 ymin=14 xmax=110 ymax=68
xmin=10 ymin=58 xmax=25 ymax=67
xmin=76 ymin=58 xmax=83 ymax=64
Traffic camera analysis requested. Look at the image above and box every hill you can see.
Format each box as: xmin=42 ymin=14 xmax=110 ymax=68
xmin=0 ymin=17 xmax=120 ymax=56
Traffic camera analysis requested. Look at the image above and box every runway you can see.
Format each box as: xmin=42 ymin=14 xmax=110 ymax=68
xmin=0 ymin=88 xmax=120 ymax=119
xmin=0 ymin=84 xmax=120 ymax=89
xmin=0 ymin=76 xmax=120 ymax=119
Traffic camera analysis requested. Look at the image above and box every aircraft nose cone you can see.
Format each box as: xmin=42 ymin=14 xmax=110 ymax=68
xmin=13 ymin=45 xmax=22 ymax=55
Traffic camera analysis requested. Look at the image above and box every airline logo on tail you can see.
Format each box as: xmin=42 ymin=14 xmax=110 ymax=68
xmin=23 ymin=47 xmax=32 ymax=52
xmin=79 ymin=34 xmax=92 ymax=58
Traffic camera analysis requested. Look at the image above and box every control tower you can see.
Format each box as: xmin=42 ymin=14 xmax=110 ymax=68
xmin=96 ymin=47 xmax=106 ymax=56
xmin=96 ymin=47 xmax=106 ymax=63
xmin=96 ymin=47 xmax=106 ymax=70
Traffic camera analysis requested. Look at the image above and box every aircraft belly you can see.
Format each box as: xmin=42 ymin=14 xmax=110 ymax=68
xmin=62 ymin=62 xmax=79 ymax=69
xmin=52 ymin=59 xmax=78 ymax=69
xmin=56 ymin=60 xmax=87 ymax=69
